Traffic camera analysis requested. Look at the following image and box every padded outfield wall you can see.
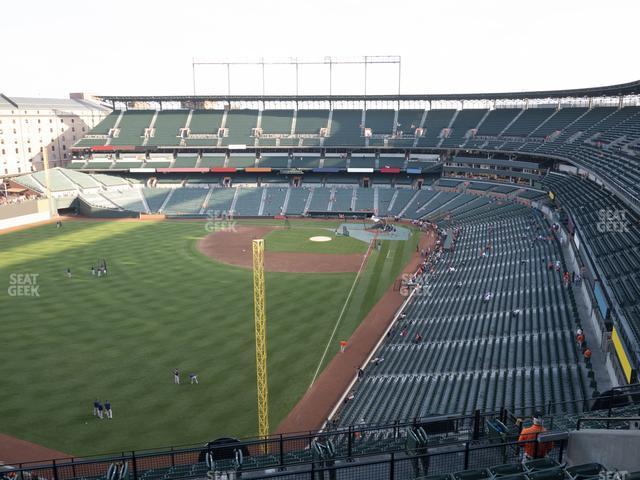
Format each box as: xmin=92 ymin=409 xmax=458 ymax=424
xmin=0 ymin=199 xmax=53 ymax=230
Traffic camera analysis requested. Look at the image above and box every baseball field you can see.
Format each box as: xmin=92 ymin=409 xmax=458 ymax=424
xmin=1 ymin=218 xmax=419 ymax=457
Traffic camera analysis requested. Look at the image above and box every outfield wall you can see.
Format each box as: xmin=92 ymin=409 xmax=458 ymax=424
xmin=0 ymin=199 xmax=52 ymax=231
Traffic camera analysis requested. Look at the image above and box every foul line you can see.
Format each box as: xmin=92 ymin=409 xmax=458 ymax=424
xmin=308 ymin=236 xmax=376 ymax=389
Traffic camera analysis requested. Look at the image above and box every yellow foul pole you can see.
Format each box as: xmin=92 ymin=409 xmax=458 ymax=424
xmin=252 ymin=239 xmax=269 ymax=438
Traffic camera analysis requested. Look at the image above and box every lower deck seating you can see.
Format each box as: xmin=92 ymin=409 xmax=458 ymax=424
xmin=163 ymin=188 xmax=209 ymax=215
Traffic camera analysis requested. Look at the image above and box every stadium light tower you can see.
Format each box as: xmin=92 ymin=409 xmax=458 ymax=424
xmin=191 ymin=56 xmax=401 ymax=97
xmin=252 ymin=239 xmax=269 ymax=439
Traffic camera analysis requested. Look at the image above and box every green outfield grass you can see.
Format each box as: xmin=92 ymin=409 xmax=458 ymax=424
xmin=265 ymin=227 xmax=367 ymax=254
xmin=1 ymin=219 xmax=417 ymax=456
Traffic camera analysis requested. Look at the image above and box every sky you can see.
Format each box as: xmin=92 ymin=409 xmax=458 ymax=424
xmin=1 ymin=0 xmax=638 ymax=98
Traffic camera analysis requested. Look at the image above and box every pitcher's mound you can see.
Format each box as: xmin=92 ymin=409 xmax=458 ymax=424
xmin=198 ymin=226 xmax=364 ymax=273
xmin=309 ymin=236 xmax=332 ymax=242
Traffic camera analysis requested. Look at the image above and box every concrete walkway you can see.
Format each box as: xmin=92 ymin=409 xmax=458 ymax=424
xmin=559 ymin=235 xmax=614 ymax=393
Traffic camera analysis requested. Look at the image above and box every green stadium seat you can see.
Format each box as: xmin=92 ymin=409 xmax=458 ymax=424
xmin=489 ymin=464 xmax=527 ymax=476
xmin=453 ymin=468 xmax=492 ymax=480
xmin=525 ymin=459 xmax=561 ymax=471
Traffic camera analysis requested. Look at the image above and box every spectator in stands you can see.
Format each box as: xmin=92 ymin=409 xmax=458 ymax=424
xmin=105 ymin=400 xmax=112 ymax=419
xmin=518 ymin=412 xmax=552 ymax=461
xmin=414 ymin=333 xmax=423 ymax=343
xmin=484 ymin=292 xmax=493 ymax=302
xmin=583 ymin=348 xmax=592 ymax=361
xmin=357 ymin=367 xmax=364 ymax=379
xmin=174 ymin=368 xmax=180 ymax=385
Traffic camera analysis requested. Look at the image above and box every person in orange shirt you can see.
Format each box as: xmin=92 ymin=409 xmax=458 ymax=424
xmin=518 ymin=412 xmax=553 ymax=460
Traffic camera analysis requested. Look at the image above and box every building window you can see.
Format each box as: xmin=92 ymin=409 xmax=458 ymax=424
xmin=72 ymin=127 xmax=75 ymax=132
xmin=15 ymin=148 xmax=19 ymax=154
xmin=51 ymin=145 xmax=55 ymax=151
xmin=28 ymin=147 xmax=32 ymax=153
xmin=62 ymin=145 xmax=66 ymax=150
xmin=71 ymin=118 xmax=75 ymax=123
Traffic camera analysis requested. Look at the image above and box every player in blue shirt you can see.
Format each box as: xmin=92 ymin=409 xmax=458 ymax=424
xmin=105 ymin=400 xmax=112 ymax=419
xmin=93 ymin=399 xmax=99 ymax=416
xmin=97 ymin=401 xmax=104 ymax=419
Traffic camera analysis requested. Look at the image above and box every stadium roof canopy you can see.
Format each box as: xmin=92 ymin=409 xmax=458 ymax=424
xmin=98 ymin=79 xmax=640 ymax=104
